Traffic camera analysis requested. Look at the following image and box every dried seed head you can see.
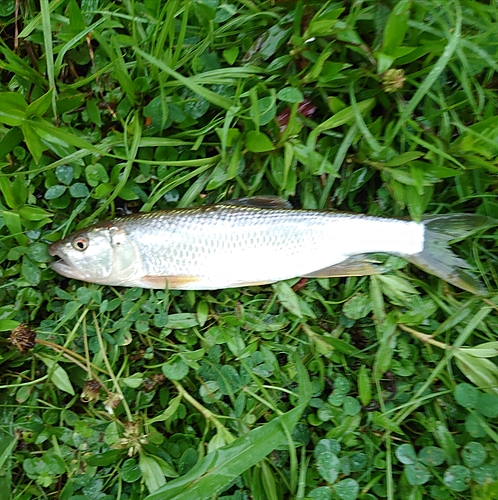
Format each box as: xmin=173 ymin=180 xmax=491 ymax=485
xmin=104 ymin=392 xmax=123 ymax=415
xmin=115 ymin=420 xmax=148 ymax=456
xmin=10 ymin=323 xmax=37 ymax=354
xmin=81 ymin=380 xmax=101 ymax=403
xmin=142 ymin=373 xmax=166 ymax=393
xmin=382 ymin=69 xmax=406 ymax=93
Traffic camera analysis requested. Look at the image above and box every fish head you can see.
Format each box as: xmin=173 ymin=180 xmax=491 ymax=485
xmin=49 ymin=223 xmax=142 ymax=285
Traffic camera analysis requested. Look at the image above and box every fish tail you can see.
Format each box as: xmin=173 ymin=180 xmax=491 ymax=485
xmin=404 ymin=214 xmax=495 ymax=295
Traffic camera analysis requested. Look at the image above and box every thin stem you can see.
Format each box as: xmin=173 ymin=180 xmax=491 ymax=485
xmin=36 ymin=339 xmax=109 ymax=375
xmin=93 ymin=312 xmax=133 ymax=421
xmin=398 ymin=324 xmax=449 ymax=350
xmin=35 ymin=340 xmax=112 ymax=397
xmin=172 ymin=380 xmax=226 ymax=432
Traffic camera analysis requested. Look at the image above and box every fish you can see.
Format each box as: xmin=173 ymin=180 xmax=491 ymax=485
xmin=48 ymin=196 xmax=494 ymax=294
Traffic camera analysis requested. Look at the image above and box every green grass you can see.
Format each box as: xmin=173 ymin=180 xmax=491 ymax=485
xmin=1 ymin=0 xmax=498 ymax=499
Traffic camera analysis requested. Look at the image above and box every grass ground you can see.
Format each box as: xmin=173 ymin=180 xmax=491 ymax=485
xmin=1 ymin=0 xmax=498 ymax=499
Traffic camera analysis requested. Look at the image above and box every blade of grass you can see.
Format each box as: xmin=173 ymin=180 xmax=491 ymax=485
xmin=318 ymin=124 xmax=358 ymax=208
xmin=349 ymin=84 xmax=382 ymax=155
xmin=0 ymin=44 xmax=47 ymax=87
xmin=391 ymin=303 xmax=493 ymax=428
xmin=134 ymin=47 xmax=234 ymax=110
xmin=152 ymin=0 xmax=179 ymax=63
xmin=79 ymin=111 xmax=142 ymax=225
xmin=144 ymin=402 xmax=308 ymax=500
xmin=53 ymin=18 xmax=107 ymax=78
xmin=403 ymin=126 xmax=465 ymax=169
xmin=40 ymin=0 xmax=57 ymax=118
xmin=408 ymin=19 xmax=498 ymax=74
xmin=142 ymin=161 xmax=219 ymax=212
xmin=171 ymin=1 xmax=189 ymax=68
xmin=18 ymin=0 xmax=60 ymax=38
xmin=0 ymin=433 xmax=17 ymax=469
xmin=385 ymin=1 xmax=462 ymax=145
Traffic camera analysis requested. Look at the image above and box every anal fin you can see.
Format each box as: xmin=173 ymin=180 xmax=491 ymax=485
xmin=304 ymin=255 xmax=385 ymax=278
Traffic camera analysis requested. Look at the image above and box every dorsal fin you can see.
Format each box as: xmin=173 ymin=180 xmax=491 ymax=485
xmin=220 ymin=196 xmax=293 ymax=209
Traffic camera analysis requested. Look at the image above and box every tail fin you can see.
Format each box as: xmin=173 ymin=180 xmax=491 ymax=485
xmin=404 ymin=214 xmax=496 ymax=295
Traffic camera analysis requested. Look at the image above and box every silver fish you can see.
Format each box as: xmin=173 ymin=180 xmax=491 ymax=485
xmin=48 ymin=196 xmax=493 ymax=294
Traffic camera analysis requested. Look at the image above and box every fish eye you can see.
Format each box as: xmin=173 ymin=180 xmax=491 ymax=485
xmin=72 ymin=236 xmax=89 ymax=251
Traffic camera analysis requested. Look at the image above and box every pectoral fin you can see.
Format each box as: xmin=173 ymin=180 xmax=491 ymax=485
xmin=228 ymin=279 xmax=273 ymax=287
xmin=304 ymin=255 xmax=385 ymax=278
xmin=129 ymin=275 xmax=203 ymax=289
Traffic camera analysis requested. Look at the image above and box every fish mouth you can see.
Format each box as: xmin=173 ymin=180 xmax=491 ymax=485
xmin=48 ymin=244 xmax=81 ymax=279
xmin=50 ymin=258 xmax=75 ymax=276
